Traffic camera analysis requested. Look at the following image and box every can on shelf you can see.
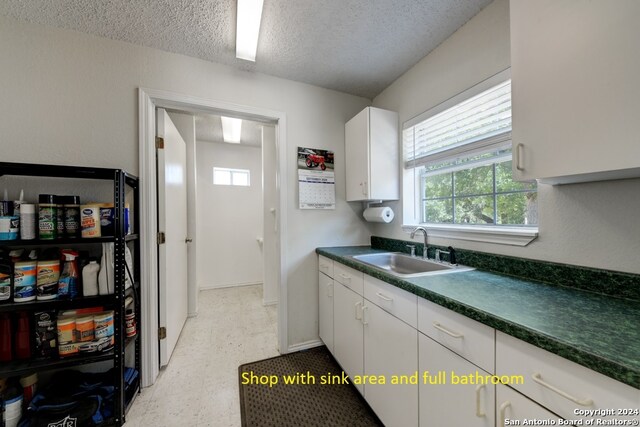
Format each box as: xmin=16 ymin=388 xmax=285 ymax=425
xmin=38 ymin=194 xmax=57 ymax=240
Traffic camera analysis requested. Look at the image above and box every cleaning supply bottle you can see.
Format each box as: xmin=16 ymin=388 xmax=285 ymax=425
xmin=0 ymin=313 xmax=12 ymax=362
xmin=15 ymin=312 xmax=30 ymax=360
xmin=82 ymin=259 xmax=100 ymax=297
xmin=58 ymin=250 xmax=79 ymax=299
xmin=0 ymin=253 xmax=11 ymax=304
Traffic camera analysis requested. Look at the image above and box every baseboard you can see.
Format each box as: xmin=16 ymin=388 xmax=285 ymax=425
xmin=199 ymin=281 xmax=263 ymax=290
xmin=287 ymin=339 xmax=323 ymax=353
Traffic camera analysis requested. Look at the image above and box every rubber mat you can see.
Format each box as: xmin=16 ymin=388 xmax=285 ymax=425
xmin=238 ymin=346 xmax=383 ymax=427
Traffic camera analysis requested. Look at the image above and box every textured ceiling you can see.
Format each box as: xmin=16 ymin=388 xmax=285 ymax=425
xmin=195 ymin=113 xmax=265 ymax=147
xmin=0 ymin=0 xmax=492 ymax=99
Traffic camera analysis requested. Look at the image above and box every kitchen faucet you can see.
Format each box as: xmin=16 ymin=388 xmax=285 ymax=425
xmin=410 ymin=227 xmax=429 ymax=260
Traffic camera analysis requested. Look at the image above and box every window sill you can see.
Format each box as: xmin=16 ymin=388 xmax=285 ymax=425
xmin=401 ymin=224 xmax=538 ymax=247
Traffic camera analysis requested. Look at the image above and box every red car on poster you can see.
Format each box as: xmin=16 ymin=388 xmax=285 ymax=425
xmin=299 ymin=148 xmax=327 ymax=170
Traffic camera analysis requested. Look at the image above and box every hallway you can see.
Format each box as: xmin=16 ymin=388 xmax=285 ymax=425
xmin=126 ymin=285 xmax=279 ymax=426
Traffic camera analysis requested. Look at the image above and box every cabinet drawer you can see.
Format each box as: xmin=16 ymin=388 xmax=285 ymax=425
xmin=318 ymin=255 xmax=334 ymax=278
xmin=496 ymin=331 xmax=639 ymax=422
xmin=418 ymin=299 xmax=494 ymax=373
xmin=334 ymin=262 xmax=364 ymax=295
xmin=364 ymin=275 xmax=417 ymax=328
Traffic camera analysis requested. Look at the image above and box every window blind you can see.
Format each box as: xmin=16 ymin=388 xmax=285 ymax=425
xmin=404 ymin=80 xmax=512 ymax=169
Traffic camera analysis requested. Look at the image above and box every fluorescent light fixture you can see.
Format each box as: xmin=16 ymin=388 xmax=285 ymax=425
xmin=236 ymin=0 xmax=264 ymax=61
xmin=221 ymin=116 xmax=242 ymax=143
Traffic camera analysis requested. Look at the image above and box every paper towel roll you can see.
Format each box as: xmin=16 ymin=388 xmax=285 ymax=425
xmin=363 ymin=207 xmax=395 ymax=223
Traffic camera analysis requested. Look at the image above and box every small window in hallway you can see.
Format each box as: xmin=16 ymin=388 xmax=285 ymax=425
xmin=213 ymin=167 xmax=251 ymax=187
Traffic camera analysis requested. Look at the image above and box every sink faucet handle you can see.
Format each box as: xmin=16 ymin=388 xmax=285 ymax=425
xmin=406 ymin=245 xmax=416 ymax=257
xmin=447 ymin=246 xmax=457 ymax=265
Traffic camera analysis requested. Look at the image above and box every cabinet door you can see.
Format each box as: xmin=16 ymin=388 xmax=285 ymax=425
xmin=419 ymin=334 xmax=495 ymax=427
xmin=318 ymin=272 xmax=334 ymax=353
xmin=511 ymin=0 xmax=640 ymax=184
xmin=333 ymin=281 xmax=364 ymax=394
xmin=368 ymin=107 xmax=399 ymax=200
xmin=364 ymin=302 xmax=418 ymax=427
xmin=345 ymin=108 xmax=370 ymax=201
xmin=496 ymin=384 xmax=559 ymax=427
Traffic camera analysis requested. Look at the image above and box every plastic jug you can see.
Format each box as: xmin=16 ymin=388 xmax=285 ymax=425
xmin=82 ymin=260 xmax=100 ymax=297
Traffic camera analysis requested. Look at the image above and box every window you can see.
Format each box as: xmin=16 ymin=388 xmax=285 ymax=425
xmin=404 ymin=72 xmax=537 ymax=228
xmin=213 ymin=167 xmax=250 ymax=186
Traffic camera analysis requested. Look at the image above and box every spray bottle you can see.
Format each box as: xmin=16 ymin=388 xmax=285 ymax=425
xmin=58 ymin=250 xmax=79 ymax=299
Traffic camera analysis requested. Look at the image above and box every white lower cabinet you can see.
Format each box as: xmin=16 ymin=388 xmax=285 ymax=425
xmin=333 ymin=280 xmax=365 ymax=394
xmin=496 ymin=384 xmax=559 ymax=427
xmin=320 ymin=258 xmax=639 ymax=427
xmin=496 ymin=331 xmax=639 ymax=422
xmin=318 ymin=271 xmax=334 ymax=353
xmin=364 ymin=302 xmax=418 ymax=427
xmin=419 ymin=333 xmax=495 ymax=427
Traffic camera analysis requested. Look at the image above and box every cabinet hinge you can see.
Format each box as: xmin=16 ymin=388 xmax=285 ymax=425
xmin=157 ymin=232 xmax=166 ymax=244
xmin=155 ymin=136 xmax=164 ymax=149
xmin=158 ymin=327 xmax=167 ymax=340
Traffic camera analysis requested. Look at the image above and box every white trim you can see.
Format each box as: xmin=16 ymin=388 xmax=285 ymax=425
xmin=199 ymin=281 xmax=263 ymax=290
xmin=402 ymin=224 xmax=538 ymax=246
xmin=138 ymin=88 xmax=289 ymax=387
xmin=287 ymin=339 xmax=324 ymax=353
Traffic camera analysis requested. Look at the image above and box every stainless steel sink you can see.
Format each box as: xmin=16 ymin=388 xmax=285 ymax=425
xmin=351 ymin=252 xmax=474 ymax=278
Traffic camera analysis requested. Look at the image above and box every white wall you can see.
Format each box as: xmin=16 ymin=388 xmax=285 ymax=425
xmin=0 ymin=16 xmax=372 ymax=346
xmin=167 ymin=112 xmax=199 ymax=316
xmin=196 ymin=141 xmax=263 ymax=288
xmin=371 ymin=0 xmax=640 ymax=275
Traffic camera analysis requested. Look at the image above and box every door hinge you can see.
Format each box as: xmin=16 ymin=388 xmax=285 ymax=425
xmin=155 ymin=136 xmax=164 ymax=149
xmin=158 ymin=327 xmax=167 ymax=340
xmin=157 ymin=232 xmax=166 ymax=244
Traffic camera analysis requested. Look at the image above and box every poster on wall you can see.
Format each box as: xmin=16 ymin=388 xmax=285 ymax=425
xmin=297 ymin=146 xmax=335 ymax=209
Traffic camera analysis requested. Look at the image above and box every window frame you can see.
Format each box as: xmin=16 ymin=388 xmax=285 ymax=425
xmin=401 ymin=69 xmax=538 ymax=246
xmin=212 ymin=167 xmax=251 ymax=187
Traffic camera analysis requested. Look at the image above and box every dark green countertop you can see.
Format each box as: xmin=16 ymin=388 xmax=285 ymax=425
xmin=316 ymin=246 xmax=640 ymax=389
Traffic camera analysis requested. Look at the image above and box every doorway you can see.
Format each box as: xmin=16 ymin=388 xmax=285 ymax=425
xmin=139 ymin=88 xmax=289 ymax=387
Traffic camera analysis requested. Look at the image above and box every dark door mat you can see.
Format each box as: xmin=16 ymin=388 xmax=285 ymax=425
xmin=238 ymin=346 xmax=383 ymax=427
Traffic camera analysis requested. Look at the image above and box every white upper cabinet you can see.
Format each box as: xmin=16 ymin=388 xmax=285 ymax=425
xmin=345 ymin=107 xmax=399 ymax=200
xmin=510 ymin=0 xmax=640 ymax=184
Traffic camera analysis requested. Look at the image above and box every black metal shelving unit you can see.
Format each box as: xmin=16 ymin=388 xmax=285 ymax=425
xmin=0 ymin=162 xmax=141 ymax=426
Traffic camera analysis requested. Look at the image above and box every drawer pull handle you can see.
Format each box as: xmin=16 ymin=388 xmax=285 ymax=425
xmin=376 ymin=292 xmax=393 ymax=302
xmin=432 ymin=321 xmax=464 ymax=338
xmin=355 ymin=301 xmax=362 ymax=320
xmin=326 ymin=283 xmax=333 ymax=298
xmin=339 ymin=273 xmax=351 ymax=282
xmin=362 ymin=305 xmax=369 ymax=325
xmin=516 ymin=143 xmax=524 ymax=171
xmin=475 ymin=384 xmax=486 ymax=417
xmin=531 ymin=373 xmax=594 ymax=406
xmin=499 ymin=401 xmax=511 ymax=426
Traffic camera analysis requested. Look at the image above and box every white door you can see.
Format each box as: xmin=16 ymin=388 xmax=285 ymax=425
xmin=364 ymin=302 xmax=418 ymax=427
xmin=333 ymin=281 xmax=364 ymax=394
xmin=157 ymin=108 xmax=189 ymax=367
xmin=419 ymin=333 xmax=495 ymax=427
xmin=261 ymin=125 xmax=279 ymax=305
xmin=496 ymin=384 xmax=560 ymax=426
xmin=318 ymin=272 xmax=333 ymax=353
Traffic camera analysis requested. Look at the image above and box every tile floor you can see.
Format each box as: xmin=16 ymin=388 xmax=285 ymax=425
xmin=125 ymin=285 xmax=279 ymax=427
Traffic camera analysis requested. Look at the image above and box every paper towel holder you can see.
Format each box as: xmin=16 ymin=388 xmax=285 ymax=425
xmin=363 ymin=200 xmax=384 ymax=209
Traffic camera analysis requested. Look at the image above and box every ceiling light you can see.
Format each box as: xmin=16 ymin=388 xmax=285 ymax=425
xmin=221 ymin=117 xmax=242 ymax=143
xmin=236 ymin=0 xmax=264 ymax=61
